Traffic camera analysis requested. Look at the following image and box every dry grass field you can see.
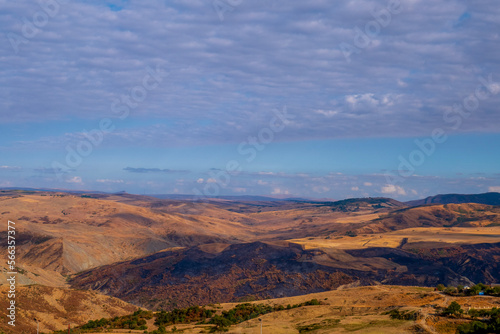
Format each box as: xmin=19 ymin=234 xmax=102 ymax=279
xmin=74 ymin=286 xmax=500 ymax=334
xmin=291 ymin=226 xmax=500 ymax=250
xmin=0 ymin=285 xmax=139 ymax=334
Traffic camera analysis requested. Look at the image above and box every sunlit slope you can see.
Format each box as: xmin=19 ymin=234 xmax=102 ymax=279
xmin=0 ymin=285 xmax=139 ymax=334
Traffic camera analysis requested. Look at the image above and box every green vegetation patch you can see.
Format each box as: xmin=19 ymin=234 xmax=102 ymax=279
xmin=342 ymin=319 xmax=408 ymax=332
xmin=155 ymin=305 xmax=215 ymax=326
xmin=297 ymin=319 xmax=340 ymax=333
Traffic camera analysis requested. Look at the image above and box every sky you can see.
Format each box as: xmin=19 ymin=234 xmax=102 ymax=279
xmin=1 ymin=0 xmax=500 ymax=200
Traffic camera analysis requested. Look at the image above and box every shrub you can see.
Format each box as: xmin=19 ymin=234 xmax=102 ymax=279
xmin=441 ymin=301 xmax=463 ymax=317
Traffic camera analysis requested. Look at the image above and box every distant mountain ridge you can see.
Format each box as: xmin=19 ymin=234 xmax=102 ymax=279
xmin=406 ymin=192 xmax=500 ymax=207
xmin=148 ymin=194 xmax=320 ymax=202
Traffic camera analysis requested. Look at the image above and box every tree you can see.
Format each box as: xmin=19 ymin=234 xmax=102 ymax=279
xmin=457 ymin=321 xmax=488 ymax=334
xmin=442 ymin=301 xmax=463 ymax=317
xmin=436 ymin=284 xmax=445 ymax=291
xmin=210 ymin=315 xmax=231 ymax=332
xmin=468 ymin=308 xmax=479 ymax=319
xmin=468 ymin=285 xmax=482 ymax=295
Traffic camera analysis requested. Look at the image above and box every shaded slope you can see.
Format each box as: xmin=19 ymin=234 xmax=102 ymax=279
xmin=70 ymin=240 xmax=500 ymax=310
xmin=71 ymin=242 xmax=356 ymax=309
xmin=406 ymin=192 xmax=500 ymax=206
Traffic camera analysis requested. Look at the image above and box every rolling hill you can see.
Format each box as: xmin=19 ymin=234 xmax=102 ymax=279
xmin=406 ymin=192 xmax=500 ymax=207
xmin=0 ymin=285 xmax=139 ymax=334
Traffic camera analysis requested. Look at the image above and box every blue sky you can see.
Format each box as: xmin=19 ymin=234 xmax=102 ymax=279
xmin=1 ymin=0 xmax=499 ymax=200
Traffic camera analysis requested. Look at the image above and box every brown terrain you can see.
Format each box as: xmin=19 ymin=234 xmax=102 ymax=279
xmin=6 ymin=285 xmax=497 ymax=334
xmin=0 ymin=285 xmax=139 ymax=334
xmin=149 ymin=285 xmax=500 ymax=334
xmin=0 ymin=189 xmax=499 ymax=333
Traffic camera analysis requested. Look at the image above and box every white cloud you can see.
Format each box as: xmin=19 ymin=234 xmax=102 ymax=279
xmin=67 ymin=176 xmax=83 ymax=185
xmin=96 ymin=179 xmax=124 ymax=184
xmin=381 ymin=184 xmax=406 ymax=196
xmin=0 ymin=166 xmax=21 ymax=171
xmin=397 ymin=79 xmax=408 ymax=87
xmin=313 ymin=109 xmax=338 ymax=117
xmin=351 ymin=186 xmax=359 ymax=191
xmin=196 ymin=178 xmax=204 ymax=184
xmin=258 ymin=172 xmax=277 ymax=176
xmin=257 ymin=180 xmax=268 ymax=185
xmin=489 ymin=186 xmax=500 ymax=193
xmin=363 ymin=182 xmax=373 ymax=187
xmin=272 ymin=188 xmax=290 ymax=195
xmin=345 ymin=93 xmax=379 ymax=109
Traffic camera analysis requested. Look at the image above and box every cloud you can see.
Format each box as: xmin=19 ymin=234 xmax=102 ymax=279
xmin=489 ymin=186 xmax=500 ymax=193
xmin=2 ymin=0 xmax=500 ymax=150
xmin=96 ymin=179 xmax=124 ymax=184
xmin=313 ymin=109 xmax=338 ymax=117
xmin=1 ymin=1 xmax=499 ymax=198
xmin=271 ymin=188 xmax=290 ymax=195
xmin=258 ymin=172 xmax=278 ymax=176
xmin=381 ymin=184 xmax=406 ymax=196
xmin=124 ymin=167 xmax=188 ymax=174
xmin=351 ymin=186 xmax=359 ymax=191
xmin=67 ymin=176 xmax=83 ymax=185
xmin=0 ymin=166 xmax=22 ymax=171
xmin=345 ymin=94 xmax=380 ymax=109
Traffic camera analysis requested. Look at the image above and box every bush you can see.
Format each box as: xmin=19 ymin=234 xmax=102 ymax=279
xmin=210 ymin=315 xmax=232 ymax=332
xmin=386 ymin=309 xmax=417 ymax=320
xmin=441 ymin=301 xmax=463 ymax=317
xmin=155 ymin=305 xmax=215 ymax=326
xmin=345 ymin=230 xmax=357 ymax=237
xmin=303 ymin=299 xmax=320 ymax=306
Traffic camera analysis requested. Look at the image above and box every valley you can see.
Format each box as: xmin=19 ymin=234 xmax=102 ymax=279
xmin=0 ymin=190 xmax=499 ymax=333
